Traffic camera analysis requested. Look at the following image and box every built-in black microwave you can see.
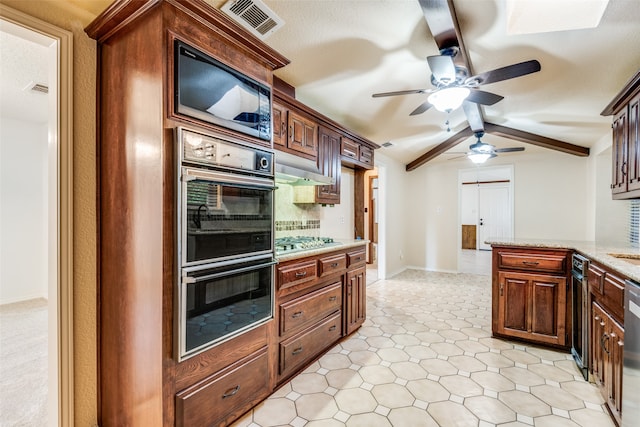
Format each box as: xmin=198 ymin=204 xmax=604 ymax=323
xmin=174 ymin=40 xmax=272 ymax=142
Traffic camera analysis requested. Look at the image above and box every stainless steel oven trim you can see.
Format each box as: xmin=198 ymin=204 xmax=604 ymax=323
xmin=571 ymin=253 xmax=589 ymax=380
xmin=179 ymin=166 xmax=275 ymax=268
xmin=178 ymin=257 xmax=276 ymax=361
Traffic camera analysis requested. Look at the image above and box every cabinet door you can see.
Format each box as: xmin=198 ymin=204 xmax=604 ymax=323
xmin=627 ymin=93 xmax=640 ymax=192
xmin=288 ymin=109 xmax=318 ymax=158
xmin=345 ymin=266 xmax=366 ymax=335
xmin=607 ymin=317 xmax=624 ymax=423
xmin=591 ymin=302 xmax=607 ymax=387
xmin=316 ymin=126 xmax=341 ymax=204
xmin=497 ymin=271 xmax=566 ymax=346
xmin=530 ymin=276 xmax=566 ymax=344
xmin=272 ymin=102 xmax=287 ymax=147
xmin=612 ymin=106 xmax=628 ymax=195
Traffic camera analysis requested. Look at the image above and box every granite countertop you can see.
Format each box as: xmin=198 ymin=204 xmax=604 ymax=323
xmin=487 ymin=237 xmax=640 ymax=283
xmin=276 ymin=239 xmax=368 ymax=262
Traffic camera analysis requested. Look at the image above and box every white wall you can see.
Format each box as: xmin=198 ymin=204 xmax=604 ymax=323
xmin=374 ymin=151 xmax=410 ymax=278
xmin=594 ymin=147 xmax=629 ymax=242
xmin=403 ymin=150 xmax=593 ymax=272
xmin=0 ymin=116 xmax=48 ymax=304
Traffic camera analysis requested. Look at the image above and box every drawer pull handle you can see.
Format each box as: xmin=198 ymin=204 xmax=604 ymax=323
xmin=295 ymin=271 xmax=308 ymax=278
xmin=329 ymin=325 xmax=337 ymax=331
xmin=594 ymin=315 xmax=600 ymax=321
xmin=329 ymin=296 xmax=337 ymax=301
xmin=331 ymin=262 xmax=339 ymax=268
xmin=292 ymin=347 xmax=303 ymax=355
xmin=222 ymin=385 xmax=240 ymax=399
xmin=522 ymin=261 xmax=539 ymax=266
xmin=292 ymin=311 xmax=304 ymax=318
xmin=354 ymin=257 xmax=362 ymax=261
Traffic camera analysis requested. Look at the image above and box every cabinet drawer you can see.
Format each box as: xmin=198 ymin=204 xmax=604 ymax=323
xmin=588 ymin=263 xmax=606 ymax=294
xmin=347 ymin=248 xmax=366 ymax=267
xmin=318 ymin=253 xmax=347 ymax=277
xmin=279 ymin=311 xmax=342 ymax=379
xmin=603 ymin=272 xmax=625 ymax=320
xmin=497 ymin=252 xmax=567 ymax=274
xmin=280 ymin=281 xmax=342 ymax=336
xmin=176 ymin=347 xmax=269 ymax=427
xmin=359 ymin=145 xmax=373 ymax=165
xmin=278 ymin=260 xmax=318 ymax=291
xmin=341 ymin=137 xmax=359 ymax=160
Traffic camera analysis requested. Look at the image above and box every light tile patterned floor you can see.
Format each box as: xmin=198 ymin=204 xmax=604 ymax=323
xmin=232 ymin=270 xmax=615 ymax=427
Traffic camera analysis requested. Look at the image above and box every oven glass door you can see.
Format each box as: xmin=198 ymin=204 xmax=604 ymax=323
xmin=181 ymin=167 xmax=274 ymax=266
xmin=179 ymin=256 xmax=275 ymax=360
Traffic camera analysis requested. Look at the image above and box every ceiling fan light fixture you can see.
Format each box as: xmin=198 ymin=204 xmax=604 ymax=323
xmin=427 ymin=87 xmax=470 ymax=112
xmin=468 ymin=152 xmax=495 ymax=164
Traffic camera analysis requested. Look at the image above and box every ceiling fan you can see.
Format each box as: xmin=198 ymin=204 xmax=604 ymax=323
xmin=447 ymin=131 xmax=525 ymax=164
xmin=372 ymin=47 xmax=541 ymax=117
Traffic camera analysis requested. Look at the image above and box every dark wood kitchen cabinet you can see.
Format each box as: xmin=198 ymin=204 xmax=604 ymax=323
xmin=591 ymin=302 xmax=624 ymax=425
xmin=273 ymin=98 xmax=319 ymax=160
xmin=602 ymin=70 xmax=640 ymax=199
xmin=275 ymin=244 xmax=367 ymax=383
xmin=491 ymin=246 xmax=570 ymax=347
xmin=587 ymin=260 xmax=626 ymax=425
xmin=316 ymin=126 xmax=342 ymax=204
xmin=341 ymin=136 xmax=375 ymax=169
xmin=86 ymin=1 xmax=289 ymax=425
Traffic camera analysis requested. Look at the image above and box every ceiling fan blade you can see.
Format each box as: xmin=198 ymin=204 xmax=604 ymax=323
xmin=494 ymin=147 xmax=525 ymax=153
xmin=447 ymin=154 xmax=467 ymax=160
xmin=466 ymin=90 xmax=504 ymax=106
xmin=468 ymin=60 xmax=541 ymax=86
xmin=462 ymin=101 xmax=484 ymax=132
xmin=427 ymin=55 xmax=456 ymax=83
xmin=372 ymin=89 xmax=428 ymax=98
xmin=409 ymin=100 xmax=433 ymax=116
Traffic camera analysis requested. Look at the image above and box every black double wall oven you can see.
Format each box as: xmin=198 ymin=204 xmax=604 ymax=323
xmin=176 ymin=127 xmax=275 ymax=361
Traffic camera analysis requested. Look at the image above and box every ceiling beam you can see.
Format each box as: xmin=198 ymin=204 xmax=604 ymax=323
xmin=484 ymin=122 xmax=590 ymax=157
xmin=406 ymin=126 xmax=474 ymax=171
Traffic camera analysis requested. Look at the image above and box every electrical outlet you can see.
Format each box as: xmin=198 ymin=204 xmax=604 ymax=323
xmin=399 ymin=251 xmax=404 ymax=259
xmin=340 ymin=216 xmax=345 ymax=224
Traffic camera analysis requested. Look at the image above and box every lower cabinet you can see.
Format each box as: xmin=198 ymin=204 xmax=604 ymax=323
xmin=345 ymin=266 xmax=366 ymax=335
xmin=592 ymin=301 xmax=625 ymax=425
xmin=492 ymin=247 xmax=570 ymax=348
xmin=175 ymin=347 xmax=270 ymax=427
xmin=276 ymin=245 xmax=367 ymax=384
xmin=495 ymin=271 xmax=567 ymax=346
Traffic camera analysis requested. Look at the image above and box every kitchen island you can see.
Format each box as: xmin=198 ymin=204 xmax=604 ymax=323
xmin=487 ymin=238 xmax=636 ymax=426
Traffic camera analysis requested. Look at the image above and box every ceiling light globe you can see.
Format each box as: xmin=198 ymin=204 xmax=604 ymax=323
xmin=468 ymin=152 xmax=492 ymax=164
xmin=428 ymin=87 xmax=470 ymax=112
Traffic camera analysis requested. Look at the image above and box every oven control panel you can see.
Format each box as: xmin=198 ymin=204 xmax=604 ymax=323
xmin=179 ymin=127 xmax=272 ymax=175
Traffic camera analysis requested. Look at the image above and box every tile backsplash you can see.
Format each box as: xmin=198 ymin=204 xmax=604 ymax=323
xmin=275 ymin=167 xmax=355 ymax=239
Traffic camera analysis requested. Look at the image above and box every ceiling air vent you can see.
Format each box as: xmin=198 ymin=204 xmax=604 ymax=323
xmin=221 ymin=0 xmax=284 ymax=40
xmin=23 ymin=81 xmax=49 ymax=94
xmin=382 ymin=142 xmax=393 ymax=148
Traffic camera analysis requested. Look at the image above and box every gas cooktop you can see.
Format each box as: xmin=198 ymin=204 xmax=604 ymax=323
xmin=275 ymin=236 xmax=341 ymax=255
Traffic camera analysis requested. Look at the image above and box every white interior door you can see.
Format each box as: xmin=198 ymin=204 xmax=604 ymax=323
xmin=478 ymin=185 xmax=512 ymax=250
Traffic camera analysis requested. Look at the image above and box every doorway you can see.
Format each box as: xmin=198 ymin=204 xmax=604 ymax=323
xmin=0 ymin=6 xmax=73 ymax=426
xmin=458 ymin=165 xmax=514 ymax=273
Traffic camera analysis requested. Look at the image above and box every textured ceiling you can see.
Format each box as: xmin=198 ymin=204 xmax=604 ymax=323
xmin=13 ymin=0 xmax=640 ymax=166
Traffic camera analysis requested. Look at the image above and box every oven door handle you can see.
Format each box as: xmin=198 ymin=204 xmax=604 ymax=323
xmin=182 ymin=167 xmax=276 ymax=189
xmin=183 ymin=260 xmax=277 ymax=284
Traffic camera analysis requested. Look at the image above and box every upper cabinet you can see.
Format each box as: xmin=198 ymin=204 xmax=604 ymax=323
xmin=602 ymin=70 xmax=640 ymax=199
xmin=273 ymin=99 xmax=319 ymax=160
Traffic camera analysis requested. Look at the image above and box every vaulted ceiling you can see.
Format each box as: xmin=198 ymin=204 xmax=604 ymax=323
xmin=41 ymin=1 xmax=640 ymax=168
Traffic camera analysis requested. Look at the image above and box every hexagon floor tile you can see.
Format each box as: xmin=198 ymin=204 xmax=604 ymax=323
xmin=232 ymin=270 xmax=614 ymax=427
